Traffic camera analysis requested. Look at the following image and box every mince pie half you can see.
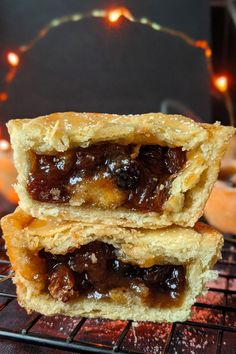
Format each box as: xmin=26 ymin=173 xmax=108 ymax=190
xmin=7 ymin=112 xmax=235 ymax=228
xmin=1 ymin=208 xmax=223 ymax=323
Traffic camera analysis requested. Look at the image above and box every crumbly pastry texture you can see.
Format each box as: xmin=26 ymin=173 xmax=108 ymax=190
xmin=7 ymin=112 xmax=235 ymax=229
xmin=1 ymin=208 xmax=223 ymax=323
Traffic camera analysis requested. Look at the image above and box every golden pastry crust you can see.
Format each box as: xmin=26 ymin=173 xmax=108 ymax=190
xmin=1 ymin=208 xmax=223 ymax=323
xmin=7 ymin=112 xmax=235 ymax=228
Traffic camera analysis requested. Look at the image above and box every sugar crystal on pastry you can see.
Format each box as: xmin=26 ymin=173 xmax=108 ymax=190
xmin=7 ymin=112 xmax=235 ymax=228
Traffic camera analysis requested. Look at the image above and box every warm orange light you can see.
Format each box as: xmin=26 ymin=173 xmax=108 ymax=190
xmin=5 ymin=187 xmax=19 ymax=204
xmin=108 ymin=7 xmax=132 ymax=23
xmin=0 ymin=154 xmax=18 ymax=205
xmin=7 ymin=51 xmax=20 ymax=67
xmin=0 ymin=92 xmax=8 ymax=101
xmin=195 ymin=41 xmax=212 ymax=57
xmin=213 ymin=75 xmax=229 ymax=93
xmin=195 ymin=40 xmax=208 ymax=49
xmin=6 ymin=70 xmax=16 ymax=83
xmin=205 ymin=48 xmax=212 ymax=58
xmin=0 ymin=139 xmax=10 ymax=151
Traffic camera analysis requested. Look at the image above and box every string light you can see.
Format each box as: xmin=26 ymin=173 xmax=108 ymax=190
xmin=213 ymin=75 xmax=228 ymax=93
xmin=107 ymin=8 xmax=133 ymax=22
xmin=0 ymin=139 xmax=10 ymax=151
xmin=0 ymin=7 xmax=234 ymax=126
xmin=0 ymin=92 xmax=8 ymax=102
xmin=6 ymin=51 xmax=20 ymax=67
xmin=212 ymin=74 xmax=234 ymax=127
xmin=205 ymin=48 xmax=212 ymax=58
xmin=1 ymin=8 xmax=213 ymax=92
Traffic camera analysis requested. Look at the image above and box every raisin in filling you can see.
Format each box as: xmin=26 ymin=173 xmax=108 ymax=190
xmin=39 ymin=241 xmax=186 ymax=308
xmin=27 ymin=143 xmax=186 ymax=212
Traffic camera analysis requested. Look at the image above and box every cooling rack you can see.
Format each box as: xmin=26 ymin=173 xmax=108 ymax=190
xmin=0 ymin=234 xmax=235 ymax=354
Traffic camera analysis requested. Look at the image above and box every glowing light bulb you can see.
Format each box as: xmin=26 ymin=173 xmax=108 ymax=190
xmin=213 ymin=75 xmax=228 ymax=93
xmin=108 ymin=8 xmax=132 ymax=23
xmin=7 ymin=51 xmax=20 ymax=67
xmin=0 ymin=92 xmax=8 ymax=101
xmin=195 ymin=40 xmax=208 ymax=49
xmin=0 ymin=139 xmax=10 ymax=151
xmin=205 ymin=48 xmax=212 ymax=58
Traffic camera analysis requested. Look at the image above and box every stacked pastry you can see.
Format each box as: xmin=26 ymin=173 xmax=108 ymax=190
xmin=1 ymin=112 xmax=235 ymax=322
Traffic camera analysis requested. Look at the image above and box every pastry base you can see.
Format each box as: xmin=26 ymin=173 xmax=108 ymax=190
xmin=1 ymin=208 xmax=223 ymax=322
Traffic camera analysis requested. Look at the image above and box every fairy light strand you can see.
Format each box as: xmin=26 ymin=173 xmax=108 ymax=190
xmin=213 ymin=75 xmax=228 ymax=93
xmin=18 ymin=8 xmax=212 ymax=69
xmin=0 ymin=7 xmax=234 ymax=126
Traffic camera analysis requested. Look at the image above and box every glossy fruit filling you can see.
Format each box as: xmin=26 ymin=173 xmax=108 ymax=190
xmin=39 ymin=241 xmax=186 ymax=308
xmin=27 ymin=143 xmax=186 ymax=212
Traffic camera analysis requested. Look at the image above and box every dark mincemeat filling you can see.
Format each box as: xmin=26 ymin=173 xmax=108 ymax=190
xmin=27 ymin=143 xmax=186 ymax=212
xmin=39 ymin=241 xmax=186 ymax=308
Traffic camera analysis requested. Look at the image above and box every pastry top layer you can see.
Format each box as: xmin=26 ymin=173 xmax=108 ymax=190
xmin=1 ymin=208 xmax=223 ymax=269
xmin=7 ymin=111 xmax=234 ymax=153
xmin=7 ymin=112 xmax=235 ymax=228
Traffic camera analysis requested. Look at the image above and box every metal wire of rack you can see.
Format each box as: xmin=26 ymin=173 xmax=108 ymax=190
xmin=0 ymin=234 xmax=235 ymax=354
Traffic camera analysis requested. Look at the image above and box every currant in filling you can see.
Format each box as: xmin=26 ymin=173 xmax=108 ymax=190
xmin=27 ymin=143 xmax=186 ymax=212
xmin=39 ymin=241 xmax=186 ymax=308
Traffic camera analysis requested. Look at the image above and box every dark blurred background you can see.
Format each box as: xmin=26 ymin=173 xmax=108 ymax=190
xmin=0 ymin=1 xmax=235 ymax=136
xmin=0 ymin=0 xmax=212 ymax=138
xmin=211 ymin=0 xmax=236 ymax=125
